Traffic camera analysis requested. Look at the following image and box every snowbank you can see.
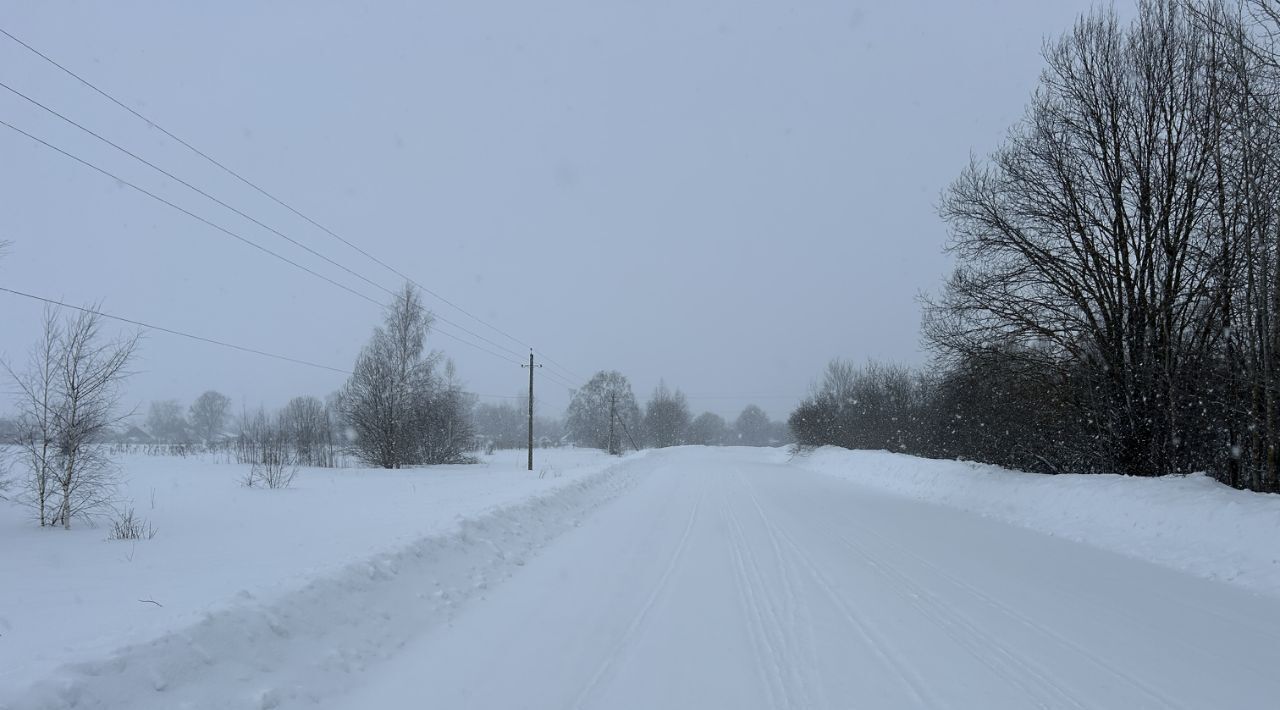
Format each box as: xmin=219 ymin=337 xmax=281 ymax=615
xmin=0 ymin=449 xmax=647 ymax=709
xmin=789 ymin=447 xmax=1280 ymax=598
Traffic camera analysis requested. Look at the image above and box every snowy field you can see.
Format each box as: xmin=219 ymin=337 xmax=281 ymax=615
xmin=4 ymin=446 xmax=1280 ymax=709
xmin=0 ymin=448 xmax=643 ymax=707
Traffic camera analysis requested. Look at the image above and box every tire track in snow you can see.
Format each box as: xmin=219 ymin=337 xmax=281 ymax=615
xmin=720 ymin=476 xmax=819 ymax=709
xmin=724 ymin=470 xmax=827 ymax=709
xmin=846 ymin=519 xmax=1193 ymax=710
xmin=735 ymin=469 xmax=940 ymax=709
xmin=571 ymin=485 xmax=702 ymax=710
xmin=832 ymin=531 xmax=1089 ymax=710
xmin=719 ymin=495 xmax=789 ymax=709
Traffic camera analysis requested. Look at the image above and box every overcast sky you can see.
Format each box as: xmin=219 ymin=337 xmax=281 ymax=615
xmin=0 ymin=1 xmax=1107 ymax=422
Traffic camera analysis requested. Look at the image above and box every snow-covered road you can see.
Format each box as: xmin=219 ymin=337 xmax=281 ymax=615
xmin=327 ymin=447 xmax=1280 ymax=710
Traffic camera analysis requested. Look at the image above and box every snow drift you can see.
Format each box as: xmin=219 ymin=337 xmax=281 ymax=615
xmin=0 ymin=451 xmax=647 ymax=710
xmin=789 ymin=447 xmax=1280 ymax=598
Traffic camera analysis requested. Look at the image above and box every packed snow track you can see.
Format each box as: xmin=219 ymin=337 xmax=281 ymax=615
xmin=326 ymin=447 xmax=1280 ymax=710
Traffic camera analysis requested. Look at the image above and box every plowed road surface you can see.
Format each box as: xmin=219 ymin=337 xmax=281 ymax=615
xmin=328 ymin=448 xmax=1280 ymax=709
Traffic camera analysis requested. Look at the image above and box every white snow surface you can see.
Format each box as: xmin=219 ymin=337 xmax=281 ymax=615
xmin=326 ymin=446 xmax=1280 ymax=709
xmin=0 ymin=448 xmax=641 ymax=707
xmin=791 ymin=446 xmax=1280 ymax=597
xmin=4 ymin=446 xmax=1280 ymax=709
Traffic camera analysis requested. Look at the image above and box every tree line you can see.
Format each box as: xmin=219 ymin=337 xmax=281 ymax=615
xmin=791 ymin=0 xmax=1280 ymax=493
xmin=5 ymin=273 xmax=791 ymax=530
xmin=0 ymin=283 xmax=477 ymax=526
xmin=562 ymin=372 xmax=790 ymax=451
xmin=92 ymin=285 xmax=476 ymax=471
xmin=1 ymin=270 xmax=795 ymax=528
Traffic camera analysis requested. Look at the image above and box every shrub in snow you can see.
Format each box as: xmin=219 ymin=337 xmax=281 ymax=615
xmin=279 ymin=395 xmax=337 ymax=468
xmin=238 ymin=409 xmax=298 ymax=489
xmin=108 ymin=506 xmax=157 ymax=541
xmin=243 ymin=458 xmax=298 ymax=490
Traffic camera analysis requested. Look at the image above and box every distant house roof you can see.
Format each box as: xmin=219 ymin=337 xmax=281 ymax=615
xmin=119 ymin=425 xmax=155 ymax=444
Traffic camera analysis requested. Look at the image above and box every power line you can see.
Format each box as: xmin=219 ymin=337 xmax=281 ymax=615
xmin=2 ymin=286 xmax=533 ymax=392
xmin=534 ymin=349 xmax=585 ymax=386
xmin=0 ymin=118 xmax=522 ymax=366
xmin=0 ymin=117 xmax=383 ymax=307
xmin=0 ymin=80 xmax=392 ymax=296
xmin=614 ymin=405 xmax=640 ymax=452
xmin=0 ymin=26 xmax=581 ymax=374
xmin=0 ymin=79 xmax=528 ymax=363
xmin=540 ymin=369 xmax=581 ymax=393
xmin=423 ymin=314 xmax=524 ymax=362
xmin=427 ymin=325 xmax=523 ymax=365
xmin=0 ymin=285 xmax=352 ymax=374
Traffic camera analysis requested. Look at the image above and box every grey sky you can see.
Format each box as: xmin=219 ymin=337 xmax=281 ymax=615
xmin=1 ymin=1 xmax=1102 ymax=422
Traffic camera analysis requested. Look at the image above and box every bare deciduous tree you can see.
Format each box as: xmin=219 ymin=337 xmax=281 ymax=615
xmin=644 ymin=381 xmax=690 ymax=448
xmin=734 ymin=405 xmax=774 ymax=447
xmin=686 ymin=411 xmax=727 ymax=446
xmin=188 ymin=390 xmax=231 ymax=444
xmin=280 ymin=395 xmax=335 ymax=467
xmin=786 ymin=1 xmax=1280 ymax=491
xmin=339 ymin=283 xmax=474 ymax=467
xmin=565 ymin=371 xmax=641 ymax=452
xmin=790 ymin=361 xmax=929 ymax=453
xmin=474 ymin=400 xmax=527 ymax=450
xmin=145 ymin=399 xmax=189 ymax=444
xmin=49 ymin=310 xmax=139 ymax=527
xmin=238 ymin=408 xmax=298 ymax=488
xmin=4 ymin=308 xmax=62 ymax=525
xmin=928 ymin=1 xmax=1230 ymax=476
xmin=5 ymin=306 xmax=138 ymax=528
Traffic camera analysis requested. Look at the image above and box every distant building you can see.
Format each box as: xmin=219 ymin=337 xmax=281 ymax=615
xmin=114 ymin=425 xmax=156 ymax=446
xmin=0 ymin=417 xmax=19 ymax=444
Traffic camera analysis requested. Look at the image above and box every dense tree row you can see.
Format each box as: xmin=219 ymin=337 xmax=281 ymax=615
xmin=137 ymin=390 xmax=235 ymax=446
xmin=563 ymin=372 xmax=789 ymax=451
xmin=794 ymin=0 xmax=1280 ymax=492
xmin=472 ymin=399 xmax=563 ymax=452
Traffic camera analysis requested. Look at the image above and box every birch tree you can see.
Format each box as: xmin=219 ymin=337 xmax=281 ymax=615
xmin=4 ymin=306 xmax=138 ymax=527
xmin=4 ymin=308 xmax=63 ymax=525
xmin=566 ymin=371 xmax=640 ymax=452
xmin=339 ymin=284 xmax=473 ymax=467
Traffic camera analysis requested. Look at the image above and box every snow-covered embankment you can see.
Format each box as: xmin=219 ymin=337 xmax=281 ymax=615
xmin=790 ymin=447 xmax=1280 ymax=598
xmin=1 ymin=450 xmax=646 ymax=709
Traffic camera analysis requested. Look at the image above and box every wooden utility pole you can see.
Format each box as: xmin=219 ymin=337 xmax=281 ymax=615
xmin=609 ymin=392 xmax=618 ymax=456
xmin=522 ymin=351 xmax=542 ymax=471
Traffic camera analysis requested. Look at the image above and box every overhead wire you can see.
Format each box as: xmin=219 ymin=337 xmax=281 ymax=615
xmin=0 ymin=25 xmax=585 ymax=377
xmin=0 ymin=285 xmax=352 ymax=374
xmin=1 ymin=287 xmax=542 ymax=400
xmin=534 ymin=349 xmax=586 ymax=387
xmin=0 ymin=117 xmax=523 ymax=366
xmin=0 ymin=117 xmax=382 ymax=307
xmin=0 ymin=79 xmax=528 ymax=363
